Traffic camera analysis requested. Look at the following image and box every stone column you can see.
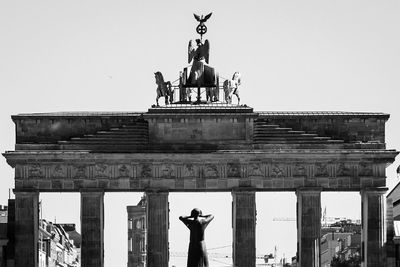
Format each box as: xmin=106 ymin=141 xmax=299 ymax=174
xmin=14 ymin=191 xmax=39 ymax=267
xmin=146 ymin=191 xmax=169 ymax=267
xmin=81 ymin=191 xmax=104 ymax=267
xmin=361 ymin=188 xmax=387 ymax=267
xmin=232 ymin=190 xmax=256 ymax=267
xmin=296 ymin=188 xmax=321 ymax=267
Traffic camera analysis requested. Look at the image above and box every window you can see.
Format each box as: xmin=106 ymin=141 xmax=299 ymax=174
xmin=128 ymin=219 xmax=133 ymax=230
xmin=128 ymin=237 xmax=133 ymax=252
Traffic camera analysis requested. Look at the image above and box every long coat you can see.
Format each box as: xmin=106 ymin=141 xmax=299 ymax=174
xmin=180 ymin=216 xmax=214 ymax=267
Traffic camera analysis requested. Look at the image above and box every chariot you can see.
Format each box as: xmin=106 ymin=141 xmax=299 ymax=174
xmin=179 ymin=64 xmax=220 ymax=103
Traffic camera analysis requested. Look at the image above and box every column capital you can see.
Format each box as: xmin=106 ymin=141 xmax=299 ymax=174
xmin=145 ymin=188 xmax=169 ymax=194
xmin=361 ymin=187 xmax=388 ymax=195
xmin=231 ymin=188 xmax=256 ymax=194
xmin=80 ymin=188 xmax=104 ymax=193
xmin=296 ymin=187 xmax=322 ymax=195
xmin=13 ymin=189 xmax=39 ymax=194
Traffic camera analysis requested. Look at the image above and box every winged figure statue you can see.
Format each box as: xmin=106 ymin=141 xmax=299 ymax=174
xmin=188 ymin=39 xmax=209 ymax=64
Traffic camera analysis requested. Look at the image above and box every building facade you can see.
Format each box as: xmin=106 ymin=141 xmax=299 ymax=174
xmin=320 ymin=221 xmax=361 ymax=267
xmin=38 ymin=220 xmax=81 ymax=267
xmin=127 ymin=196 xmax=147 ymax=267
xmin=0 ymin=205 xmax=8 ymax=267
xmin=0 ymin=200 xmax=80 ymax=267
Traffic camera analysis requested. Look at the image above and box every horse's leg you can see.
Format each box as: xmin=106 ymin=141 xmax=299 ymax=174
xmin=156 ymin=96 xmax=159 ymax=107
xmin=236 ymin=93 xmax=240 ymax=105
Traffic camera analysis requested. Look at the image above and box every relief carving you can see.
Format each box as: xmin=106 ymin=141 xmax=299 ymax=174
xmin=95 ymin=164 xmax=109 ymax=178
xmin=160 ymin=164 xmax=175 ymax=178
xmin=52 ymin=165 xmax=66 ymax=179
xmin=140 ymin=164 xmax=152 ymax=178
xmin=248 ymin=163 xmax=263 ymax=177
xmin=227 ymin=163 xmax=241 ymax=178
xmin=337 ymin=163 xmax=352 ymax=177
xmin=28 ymin=165 xmax=43 ymax=179
xmin=203 ymin=164 xmax=218 ymax=178
xmin=358 ymin=162 xmax=373 ymax=176
xmin=293 ymin=164 xmax=307 ymax=177
xmin=182 ymin=164 xmax=196 ymax=178
xmin=270 ymin=164 xmax=285 ymax=178
xmin=73 ymin=165 xmax=87 ymax=179
xmin=118 ymin=164 xmax=130 ymax=178
xmin=315 ymin=163 xmax=329 ymax=177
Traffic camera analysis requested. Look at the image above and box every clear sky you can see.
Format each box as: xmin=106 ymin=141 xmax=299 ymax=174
xmin=1 ymin=0 xmax=399 ymax=266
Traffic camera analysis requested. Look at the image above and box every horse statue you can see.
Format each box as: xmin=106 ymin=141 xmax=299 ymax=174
xmin=223 ymin=72 xmax=241 ymax=105
xmin=154 ymin=71 xmax=173 ymax=106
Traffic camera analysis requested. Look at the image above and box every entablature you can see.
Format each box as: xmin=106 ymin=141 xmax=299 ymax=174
xmin=4 ymin=149 xmax=397 ymax=192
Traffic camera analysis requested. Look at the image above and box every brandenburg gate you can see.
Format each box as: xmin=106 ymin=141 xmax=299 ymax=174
xmin=2 ymin=107 xmax=398 ymax=267
xmin=3 ymin=13 xmax=399 ymax=267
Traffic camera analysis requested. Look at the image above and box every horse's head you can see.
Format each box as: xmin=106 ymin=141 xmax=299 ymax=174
xmin=232 ymin=72 xmax=241 ymax=80
xmin=154 ymin=71 xmax=164 ymax=84
xmin=232 ymin=72 xmax=241 ymax=85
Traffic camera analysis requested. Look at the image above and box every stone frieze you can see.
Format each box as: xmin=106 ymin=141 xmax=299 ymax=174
xmin=14 ymin=160 xmax=387 ymax=191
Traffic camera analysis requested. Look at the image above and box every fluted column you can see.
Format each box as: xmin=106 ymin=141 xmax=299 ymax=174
xmin=81 ymin=190 xmax=104 ymax=267
xmin=232 ymin=190 xmax=256 ymax=267
xmin=296 ymin=188 xmax=321 ymax=267
xmin=14 ymin=191 xmax=39 ymax=267
xmin=146 ymin=191 xmax=169 ymax=267
xmin=361 ymin=188 xmax=387 ymax=267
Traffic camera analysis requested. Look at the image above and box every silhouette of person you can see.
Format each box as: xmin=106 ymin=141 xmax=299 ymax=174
xmin=179 ymin=208 xmax=214 ymax=267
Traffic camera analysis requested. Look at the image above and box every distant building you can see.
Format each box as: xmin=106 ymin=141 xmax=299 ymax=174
xmin=39 ymin=220 xmax=81 ymax=267
xmin=335 ymin=233 xmax=361 ymax=262
xmin=320 ymin=221 xmax=361 ymax=267
xmin=0 ymin=200 xmax=14 ymax=267
xmin=127 ymin=195 xmax=147 ymax=267
xmin=0 ymin=205 xmax=8 ymax=267
xmin=387 ymin=183 xmax=400 ymax=266
xmin=0 ymin=199 xmax=80 ymax=267
xmin=388 ymin=182 xmax=400 ymax=220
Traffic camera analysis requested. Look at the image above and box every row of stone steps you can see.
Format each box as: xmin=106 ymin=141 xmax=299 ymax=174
xmin=58 ymin=120 xmax=149 ymax=150
xmin=253 ymin=120 xmax=344 ymax=145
